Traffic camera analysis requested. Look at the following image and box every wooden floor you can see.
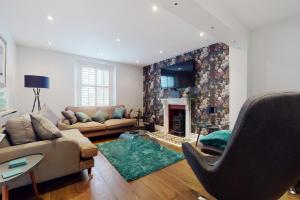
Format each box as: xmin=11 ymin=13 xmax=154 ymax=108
xmin=5 ymin=135 xmax=300 ymax=200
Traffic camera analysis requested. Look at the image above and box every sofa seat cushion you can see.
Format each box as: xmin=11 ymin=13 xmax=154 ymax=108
xmin=61 ymin=129 xmax=98 ymax=158
xmin=104 ymin=118 xmax=137 ymax=130
xmin=68 ymin=122 xmax=106 ymax=132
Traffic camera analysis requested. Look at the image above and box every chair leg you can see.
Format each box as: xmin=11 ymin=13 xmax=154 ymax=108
xmin=87 ymin=168 xmax=93 ymax=178
xmin=289 ymin=186 xmax=297 ymax=194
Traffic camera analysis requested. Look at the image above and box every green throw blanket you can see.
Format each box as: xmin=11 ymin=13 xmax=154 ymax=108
xmin=97 ymin=137 xmax=184 ymax=181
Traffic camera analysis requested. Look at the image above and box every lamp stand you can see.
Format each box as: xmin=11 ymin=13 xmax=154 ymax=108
xmin=32 ymin=88 xmax=41 ymax=112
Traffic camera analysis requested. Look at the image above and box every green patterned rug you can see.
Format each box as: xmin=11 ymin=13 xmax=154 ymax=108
xmin=96 ymin=137 xmax=184 ymax=181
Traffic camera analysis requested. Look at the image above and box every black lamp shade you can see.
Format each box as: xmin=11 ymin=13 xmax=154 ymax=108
xmin=24 ymin=75 xmax=49 ymax=88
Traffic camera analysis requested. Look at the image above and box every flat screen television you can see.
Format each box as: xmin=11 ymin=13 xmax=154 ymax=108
xmin=160 ymin=60 xmax=195 ymax=89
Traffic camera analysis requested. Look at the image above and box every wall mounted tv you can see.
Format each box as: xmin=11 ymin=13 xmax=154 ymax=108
xmin=160 ymin=60 xmax=195 ymax=89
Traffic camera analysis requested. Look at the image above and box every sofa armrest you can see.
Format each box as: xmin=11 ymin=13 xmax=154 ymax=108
xmin=60 ymin=129 xmax=98 ymax=159
xmin=0 ymin=138 xmax=82 ymax=188
xmin=0 ymin=138 xmax=80 ymax=164
xmin=126 ymin=109 xmax=133 ymax=119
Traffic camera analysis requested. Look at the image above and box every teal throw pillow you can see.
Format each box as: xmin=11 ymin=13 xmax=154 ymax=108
xmin=92 ymin=111 xmax=108 ymax=123
xmin=75 ymin=112 xmax=92 ymax=123
xmin=112 ymin=107 xmax=125 ymax=119
xmin=200 ymin=130 xmax=231 ymax=149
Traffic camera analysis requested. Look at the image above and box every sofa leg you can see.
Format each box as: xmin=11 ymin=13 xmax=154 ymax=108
xmin=88 ymin=168 xmax=93 ymax=178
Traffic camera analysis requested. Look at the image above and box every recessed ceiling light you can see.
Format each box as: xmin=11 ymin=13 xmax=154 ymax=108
xmin=116 ymin=38 xmax=121 ymax=42
xmin=136 ymin=60 xmax=139 ymax=64
xmin=47 ymin=15 xmax=53 ymax=21
xmin=48 ymin=41 xmax=52 ymax=46
xmin=152 ymin=5 xmax=158 ymax=12
xmin=159 ymin=50 xmax=163 ymax=54
xmin=199 ymin=32 xmax=204 ymax=37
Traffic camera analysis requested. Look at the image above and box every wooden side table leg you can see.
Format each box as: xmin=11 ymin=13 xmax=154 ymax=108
xmin=195 ymin=128 xmax=201 ymax=147
xmin=29 ymin=171 xmax=39 ymax=197
xmin=2 ymin=185 xmax=9 ymax=200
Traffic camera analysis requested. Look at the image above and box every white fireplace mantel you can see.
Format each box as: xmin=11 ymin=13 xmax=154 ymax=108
xmin=161 ymin=98 xmax=194 ymax=139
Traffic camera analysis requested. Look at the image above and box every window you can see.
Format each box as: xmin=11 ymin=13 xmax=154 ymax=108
xmin=78 ymin=62 xmax=112 ymax=106
xmin=161 ymin=76 xmax=175 ymax=88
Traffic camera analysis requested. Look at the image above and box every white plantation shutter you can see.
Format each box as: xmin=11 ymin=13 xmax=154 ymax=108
xmin=78 ymin=62 xmax=112 ymax=106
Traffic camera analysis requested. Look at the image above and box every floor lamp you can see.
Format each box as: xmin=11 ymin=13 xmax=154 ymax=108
xmin=24 ymin=75 xmax=49 ymax=112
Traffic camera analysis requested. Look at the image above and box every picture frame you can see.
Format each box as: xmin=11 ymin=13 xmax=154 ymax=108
xmin=0 ymin=35 xmax=7 ymax=87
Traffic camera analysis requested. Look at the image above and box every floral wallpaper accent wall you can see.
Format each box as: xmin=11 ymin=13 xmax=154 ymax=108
xmin=143 ymin=43 xmax=229 ymax=132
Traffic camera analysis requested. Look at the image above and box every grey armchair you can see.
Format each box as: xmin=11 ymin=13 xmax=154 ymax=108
xmin=183 ymin=92 xmax=300 ymax=200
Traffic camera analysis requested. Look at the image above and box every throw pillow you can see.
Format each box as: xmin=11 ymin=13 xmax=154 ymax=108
xmin=5 ymin=116 xmax=37 ymax=145
xmin=30 ymin=114 xmax=62 ymax=140
xmin=0 ymin=136 xmax=10 ymax=149
xmin=112 ymin=107 xmax=125 ymax=119
xmin=75 ymin=112 xmax=92 ymax=123
xmin=38 ymin=104 xmax=60 ymax=125
xmin=199 ymin=130 xmax=231 ymax=149
xmin=92 ymin=111 xmax=108 ymax=123
xmin=62 ymin=110 xmax=77 ymax=124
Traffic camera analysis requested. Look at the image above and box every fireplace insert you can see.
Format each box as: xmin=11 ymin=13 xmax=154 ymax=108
xmin=168 ymin=104 xmax=186 ymax=137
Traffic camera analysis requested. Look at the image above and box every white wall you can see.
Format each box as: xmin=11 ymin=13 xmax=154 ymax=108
xmin=229 ymin=42 xmax=248 ymax=129
xmin=0 ymin=20 xmax=17 ymax=107
xmin=248 ymin=16 xmax=300 ymax=96
xmin=16 ymin=46 xmax=143 ymax=115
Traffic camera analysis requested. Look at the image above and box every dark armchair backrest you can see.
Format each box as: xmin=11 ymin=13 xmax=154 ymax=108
xmin=213 ymin=92 xmax=300 ymax=199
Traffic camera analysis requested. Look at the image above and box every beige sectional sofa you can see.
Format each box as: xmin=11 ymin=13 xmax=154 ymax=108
xmin=58 ymin=105 xmax=138 ymax=138
xmin=0 ymin=129 xmax=98 ymax=190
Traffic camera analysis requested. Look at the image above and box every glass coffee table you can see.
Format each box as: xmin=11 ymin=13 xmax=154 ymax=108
xmin=0 ymin=154 xmax=44 ymax=200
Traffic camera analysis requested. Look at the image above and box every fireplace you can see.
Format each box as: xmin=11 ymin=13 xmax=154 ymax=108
xmin=169 ymin=105 xmax=185 ymax=137
xmin=161 ymin=98 xmax=196 ymax=140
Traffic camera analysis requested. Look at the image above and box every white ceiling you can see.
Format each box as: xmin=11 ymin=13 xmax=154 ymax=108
xmin=0 ymin=0 xmax=217 ymax=66
xmin=219 ymin=0 xmax=300 ymax=30
xmin=1 ymin=0 xmax=300 ymax=66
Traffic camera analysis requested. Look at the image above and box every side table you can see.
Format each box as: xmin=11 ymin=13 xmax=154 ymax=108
xmin=195 ymin=124 xmax=219 ymax=147
xmin=0 ymin=154 xmax=44 ymax=200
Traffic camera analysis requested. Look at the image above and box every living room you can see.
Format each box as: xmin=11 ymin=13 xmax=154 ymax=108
xmin=1 ymin=0 xmax=300 ymax=200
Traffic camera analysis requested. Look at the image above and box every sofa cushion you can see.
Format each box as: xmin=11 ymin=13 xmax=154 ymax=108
xmin=66 ymin=106 xmax=98 ymax=117
xmin=65 ymin=105 xmax=127 ymax=119
xmin=112 ymin=107 xmax=125 ymax=119
xmin=0 ymin=130 xmax=11 ymax=148
xmin=113 ymin=105 xmax=127 ymax=118
xmin=96 ymin=106 xmax=114 ymax=119
xmin=75 ymin=112 xmax=92 ymax=123
xmin=61 ymin=129 xmax=98 ymax=158
xmin=30 ymin=114 xmax=62 ymax=140
xmin=5 ymin=116 xmax=37 ymax=145
xmin=62 ymin=110 xmax=77 ymax=124
xmin=104 ymin=118 xmax=137 ymax=130
xmin=68 ymin=122 xmax=106 ymax=132
xmin=200 ymin=130 xmax=231 ymax=149
xmin=92 ymin=110 xmax=108 ymax=123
